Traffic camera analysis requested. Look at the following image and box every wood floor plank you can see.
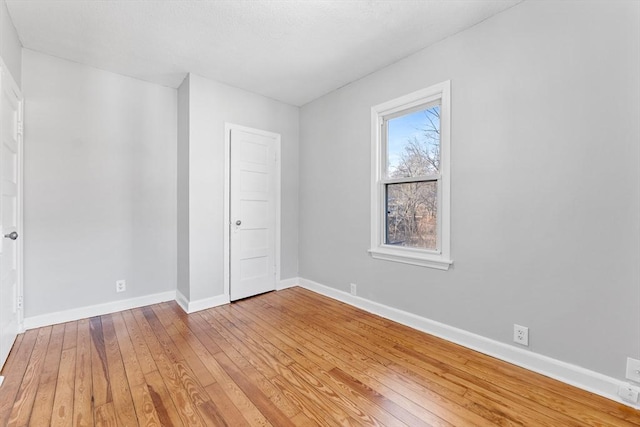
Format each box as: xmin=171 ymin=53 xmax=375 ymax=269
xmin=73 ymin=318 xmax=94 ymax=427
xmin=199 ymin=309 xmax=301 ymax=418
xmin=227 ymin=305 xmax=421 ymax=425
xmin=207 ymin=348 xmax=295 ymax=427
xmin=196 ymin=399 xmax=231 ymax=426
xmin=290 ymin=411 xmax=324 ymax=427
xmin=0 ymin=330 xmax=36 ymax=426
xmin=89 ymin=316 xmax=111 ymax=408
xmin=226 ymin=302 xmax=352 ymax=426
xmin=140 ymin=306 xmax=183 ymax=364
xmin=288 ymin=290 xmax=574 ymax=425
xmin=2 ymin=287 xmax=639 ymax=426
xmin=144 ymin=369 xmax=185 ymax=427
xmin=164 ymin=302 xmax=224 ymax=358
xmin=204 ymin=382 xmax=250 ymax=427
xmin=196 ymin=312 xmax=298 ymax=426
xmin=270 ymin=374 xmax=344 ymax=426
xmin=94 ymin=402 xmax=117 ymax=427
xmin=28 ymin=323 xmax=66 ymax=426
xmin=173 ymin=360 xmax=212 ymax=407
xmin=227 ymin=300 xmax=335 ymax=372
xmin=164 ymin=323 xmax=216 ymax=387
xmin=111 ymin=311 xmax=164 ymax=426
xmin=286 ymin=361 xmax=385 ymax=426
xmin=62 ymin=321 xmax=78 ymax=351
xmin=251 ymin=301 xmax=454 ymax=425
xmin=218 ymin=304 xmax=295 ymax=367
xmin=287 ymin=288 xmax=640 ymax=425
xmin=100 ymin=314 xmax=139 ymax=426
xmin=329 ymin=366 xmax=430 ymax=427
xmin=247 ymin=295 xmax=456 ymax=425
xmin=464 ymin=357 xmax=640 ymax=427
xmin=204 ymin=308 xmax=282 ymax=379
xmin=129 ymin=382 xmax=163 ymax=427
xmin=131 ymin=308 xmax=206 ymax=427
xmin=195 ymin=310 xmax=296 ymax=425
xmin=279 ymin=292 xmax=568 ymax=427
xmin=5 ymin=326 xmax=52 ymax=427
xmin=284 ymin=294 xmax=552 ymax=424
xmin=121 ymin=309 xmax=159 ymax=375
xmin=138 ymin=305 xmax=269 ymax=426
xmin=279 ymin=289 xmax=586 ymax=426
xmin=111 ymin=312 xmax=145 ymax=388
xmin=224 ymin=301 xmax=410 ymax=427
xmin=302 ymin=305 xmax=562 ymax=426
xmin=311 ymin=305 xmax=468 ymax=395
xmin=250 ymin=296 xmax=464 ymax=425
xmin=271 ymin=291 xmax=533 ymax=427
xmin=142 ymin=306 xmax=249 ymax=426
xmin=50 ymin=347 xmax=77 ymax=427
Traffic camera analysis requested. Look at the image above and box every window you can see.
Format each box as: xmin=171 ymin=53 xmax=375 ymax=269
xmin=369 ymin=81 xmax=452 ymax=270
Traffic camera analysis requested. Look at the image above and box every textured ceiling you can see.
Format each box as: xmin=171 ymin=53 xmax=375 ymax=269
xmin=6 ymin=0 xmax=521 ymax=106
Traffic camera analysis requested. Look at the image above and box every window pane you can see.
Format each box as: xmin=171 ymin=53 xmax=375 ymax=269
xmin=387 ymin=105 xmax=440 ymax=178
xmin=386 ymin=181 xmax=437 ymax=250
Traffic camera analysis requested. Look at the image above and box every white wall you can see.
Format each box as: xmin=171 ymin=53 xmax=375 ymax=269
xmin=181 ymin=74 xmax=299 ymax=302
xmin=0 ymin=0 xmax=21 ymax=87
xmin=22 ymin=49 xmax=177 ymax=317
xmin=299 ymin=0 xmax=640 ymax=380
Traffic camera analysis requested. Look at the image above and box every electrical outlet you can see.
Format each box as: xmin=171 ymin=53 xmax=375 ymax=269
xmin=350 ymin=283 xmax=357 ymax=296
xmin=513 ymin=324 xmax=529 ymax=346
xmin=116 ymin=279 xmax=126 ymax=293
xmin=618 ymin=384 xmax=640 ymax=403
xmin=626 ymin=357 xmax=640 ymax=383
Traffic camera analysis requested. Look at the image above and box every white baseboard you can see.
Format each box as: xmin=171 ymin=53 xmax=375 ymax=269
xmin=175 ymin=290 xmax=190 ymax=312
xmin=277 ymin=277 xmax=298 ymax=290
xmin=296 ymin=277 xmax=639 ymax=410
xmin=23 ymin=290 xmax=177 ymax=330
xmin=175 ymin=290 xmax=229 ymax=314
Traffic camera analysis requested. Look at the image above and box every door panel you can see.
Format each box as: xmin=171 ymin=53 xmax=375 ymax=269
xmin=0 ymin=64 xmax=22 ymax=370
xmin=230 ymin=128 xmax=278 ymax=301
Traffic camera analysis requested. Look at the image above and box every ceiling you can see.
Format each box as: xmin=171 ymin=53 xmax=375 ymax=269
xmin=6 ymin=0 xmax=521 ymax=106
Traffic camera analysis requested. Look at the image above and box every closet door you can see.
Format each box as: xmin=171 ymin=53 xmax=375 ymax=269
xmin=229 ymin=126 xmax=278 ymax=301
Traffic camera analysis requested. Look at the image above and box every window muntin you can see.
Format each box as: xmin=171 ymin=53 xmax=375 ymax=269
xmin=370 ymin=81 xmax=452 ymax=270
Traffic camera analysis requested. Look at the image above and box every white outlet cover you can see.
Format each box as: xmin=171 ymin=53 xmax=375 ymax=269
xmin=618 ymin=384 xmax=640 ymax=403
xmin=513 ymin=324 xmax=529 ymax=346
xmin=626 ymin=357 xmax=640 ymax=383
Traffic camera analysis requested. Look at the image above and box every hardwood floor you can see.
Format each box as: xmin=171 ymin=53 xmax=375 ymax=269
xmin=1 ymin=287 xmax=639 ymax=426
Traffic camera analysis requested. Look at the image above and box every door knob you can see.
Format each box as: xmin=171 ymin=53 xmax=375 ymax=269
xmin=4 ymin=231 xmax=18 ymax=240
xmin=235 ymin=220 xmax=242 ymax=226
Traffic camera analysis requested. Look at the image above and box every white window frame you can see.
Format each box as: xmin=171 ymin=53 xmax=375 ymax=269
xmin=369 ymin=80 xmax=452 ymax=270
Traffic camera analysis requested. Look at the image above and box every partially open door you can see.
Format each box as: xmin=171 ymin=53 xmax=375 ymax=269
xmin=0 ymin=60 xmax=23 ymax=373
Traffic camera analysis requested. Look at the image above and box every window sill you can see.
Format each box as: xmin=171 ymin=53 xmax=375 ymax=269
xmin=368 ymin=246 xmax=453 ymax=270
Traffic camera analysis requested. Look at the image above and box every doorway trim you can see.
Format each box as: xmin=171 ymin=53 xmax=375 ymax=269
xmin=223 ymin=123 xmax=281 ymax=300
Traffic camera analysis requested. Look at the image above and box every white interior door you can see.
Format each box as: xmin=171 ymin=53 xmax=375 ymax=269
xmin=0 ymin=62 xmax=23 ymax=372
xmin=229 ymin=127 xmax=279 ymax=301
